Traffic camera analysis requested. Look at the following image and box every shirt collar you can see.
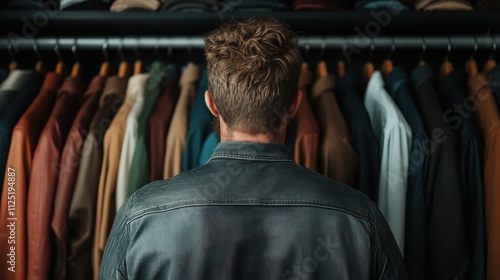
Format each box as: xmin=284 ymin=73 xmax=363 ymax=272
xmin=385 ymin=66 xmax=408 ymax=97
xmin=366 ymin=70 xmax=385 ymax=95
xmin=208 ymin=141 xmax=294 ymax=162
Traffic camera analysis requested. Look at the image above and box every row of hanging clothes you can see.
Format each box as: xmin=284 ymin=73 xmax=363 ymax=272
xmin=0 ymin=36 xmax=498 ymax=280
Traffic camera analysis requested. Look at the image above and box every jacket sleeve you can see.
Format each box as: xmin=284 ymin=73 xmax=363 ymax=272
xmin=99 ymin=194 xmax=132 ymax=280
xmin=368 ymin=200 xmax=409 ymax=279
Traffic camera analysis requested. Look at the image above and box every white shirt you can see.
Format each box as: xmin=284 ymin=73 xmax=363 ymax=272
xmin=364 ymin=71 xmax=411 ymax=255
xmin=116 ymin=73 xmax=149 ymax=211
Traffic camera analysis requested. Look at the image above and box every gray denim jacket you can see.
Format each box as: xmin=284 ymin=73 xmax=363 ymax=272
xmin=100 ymin=141 xmax=407 ymax=280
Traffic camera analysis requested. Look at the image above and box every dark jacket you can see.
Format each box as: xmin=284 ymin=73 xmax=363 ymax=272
xmin=99 ymin=141 xmax=407 ymax=280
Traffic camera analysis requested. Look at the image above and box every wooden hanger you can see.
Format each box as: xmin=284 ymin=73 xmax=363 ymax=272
xmin=380 ymin=40 xmax=395 ymax=79
xmin=70 ymin=45 xmax=81 ymax=77
xmin=465 ymin=37 xmax=479 ymax=80
xmin=362 ymin=42 xmax=375 ymax=86
xmin=316 ymin=61 xmax=328 ymax=79
xmin=99 ymin=40 xmax=109 ymax=77
xmin=117 ymin=41 xmax=129 ymax=78
xmin=483 ymin=34 xmax=496 ymax=75
xmin=316 ymin=41 xmax=328 ymax=80
xmin=33 ymin=41 xmax=45 ymax=74
xmin=7 ymin=43 xmax=17 ymax=71
xmin=53 ymin=43 xmax=65 ymax=75
xmin=337 ymin=61 xmax=345 ymax=79
xmin=439 ymin=37 xmax=453 ymax=81
xmin=133 ymin=45 xmax=142 ymax=75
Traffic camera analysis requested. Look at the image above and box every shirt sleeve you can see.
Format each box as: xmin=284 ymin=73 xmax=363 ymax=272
xmin=99 ymin=193 xmax=132 ymax=280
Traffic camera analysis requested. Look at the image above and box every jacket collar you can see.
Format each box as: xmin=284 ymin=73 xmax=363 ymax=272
xmin=208 ymin=141 xmax=294 ymax=162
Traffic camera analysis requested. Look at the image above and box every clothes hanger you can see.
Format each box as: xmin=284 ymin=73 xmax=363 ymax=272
xmin=417 ymin=36 xmax=427 ymax=66
xmin=7 ymin=40 xmax=17 ymax=72
xmin=99 ymin=39 xmax=109 ymax=77
xmin=301 ymin=43 xmax=310 ymax=75
xmin=133 ymin=41 xmax=142 ymax=75
xmin=439 ymin=36 xmax=453 ymax=81
xmin=465 ymin=36 xmax=479 ymax=80
xmin=316 ymin=39 xmax=328 ymax=80
xmin=70 ymin=42 xmax=81 ymax=77
xmin=33 ymin=39 xmax=45 ymax=74
xmin=117 ymin=39 xmax=129 ymax=78
xmin=380 ymin=37 xmax=395 ymax=79
xmin=54 ymin=41 xmax=65 ymax=75
xmin=336 ymin=42 xmax=346 ymax=79
xmin=362 ymin=39 xmax=375 ymax=87
xmin=483 ymin=33 xmax=496 ymax=75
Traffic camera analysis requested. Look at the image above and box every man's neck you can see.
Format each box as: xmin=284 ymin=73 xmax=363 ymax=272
xmin=221 ymin=131 xmax=275 ymax=143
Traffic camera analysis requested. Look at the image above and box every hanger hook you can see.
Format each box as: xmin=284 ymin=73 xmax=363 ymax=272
xmin=154 ymin=37 xmax=160 ymax=55
xmin=118 ymin=38 xmax=126 ymax=61
xmin=471 ymin=35 xmax=478 ymax=59
xmin=134 ymin=38 xmax=140 ymax=60
xmin=33 ymin=39 xmax=42 ymax=62
xmin=320 ymin=37 xmax=326 ymax=58
xmin=54 ymin=39 xmax=63 ymax=62
xmin=7 ymin=39 xmax=17 ymax=62
xmin=369 ymin=37 xmax=375 ymax=60
xmin=491 ymin=33 xmax=497 ymax=59
xmin=102 ymin=39 xmax=109 ymax=62
xmin=71 ymin=42 xmax=79 ymax=63
xmin=387 ymin=37 xmax=396 ymax=60
xmin=419 ymin=36 xmax=426 ymax=62
xmin=446 ymin=36 xmax=452 ymax=61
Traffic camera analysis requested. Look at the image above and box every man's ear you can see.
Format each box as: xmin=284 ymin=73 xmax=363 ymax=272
xmin=288 ymin=90 xmax=303 ymax=117
xmin=205 ymin=90 xmax=219 ymax=117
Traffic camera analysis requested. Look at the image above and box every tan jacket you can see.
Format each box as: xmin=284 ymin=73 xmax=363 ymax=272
xmin=163 ymin=63 xmax=200 ymax=179
xmin=93 ymin=73 xmax=149 ymax=280
xmin=311 ymin=74 xmax=358 ymax=185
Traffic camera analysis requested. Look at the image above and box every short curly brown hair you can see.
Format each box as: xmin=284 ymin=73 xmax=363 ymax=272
xmin=204 ymin=17 xmax=302 ymax=135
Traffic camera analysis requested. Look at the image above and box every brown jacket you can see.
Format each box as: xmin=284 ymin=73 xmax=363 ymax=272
xmin=67 ymin=76 xmax=127 ymax=280
xmin=50 ymin=75 xmax=105 ymax=280
xmin=294 ymin=66 xmax=319 ymax=171
xmin=0 ymin=73 xmax=63 ymax=280
xmin=468 ymin=73 xmax=500 ymax=280
xmin=27 ymin=76 xmax=84 ymax=280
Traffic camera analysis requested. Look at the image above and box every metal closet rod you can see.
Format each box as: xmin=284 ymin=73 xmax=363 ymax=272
xmin=1 ymin=35 xmax=499 ymax=51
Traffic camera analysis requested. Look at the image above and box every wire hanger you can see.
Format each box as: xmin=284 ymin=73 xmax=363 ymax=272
xmin=33 ymin=39 xmax=45 ymax=74
xmin=439 ymin=36 xmax=454 ymax=81
xmin=418 ymin=36 xmax=427 ymax=66
xmin=483 ymin=32 xmax=496 ymax=74
xmin=54 ymin=40 xmax=65 ymax=75
xmin=465 ymin=35 xmax=479 ymax=79
xmin=99 ymin=39 xmax=109 ymax=76
xmin=71 ymin=40 xmax=81 ymax=77
xmin=133 ymin=38 xmax=142 ymax=74
xmin=117 ymin=38 xmax=129 ymax=78
xmin=316 ymin=38 xmax=328 ymax=79
xmin=363 ymin=38 xmax=375 ymax=86
xmin=7 ymin=39 xmax=17 ymax=71
xmin=380 ymin=37 xmax=395 ymax=79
